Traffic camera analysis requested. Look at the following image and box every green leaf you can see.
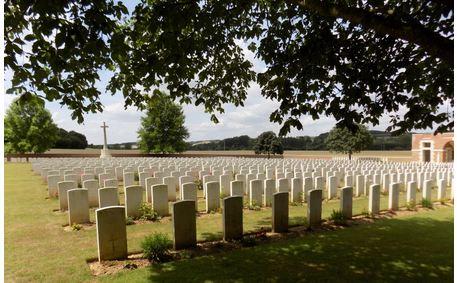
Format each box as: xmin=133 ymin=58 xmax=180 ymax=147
xmin=24 ymin=34 xmax=35 ymax=41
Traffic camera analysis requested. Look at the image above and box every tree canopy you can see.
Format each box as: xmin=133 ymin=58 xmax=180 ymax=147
xmin=54 ymin=128 xmax=88 ymax=149
xmin=4 ymin=97 xmax=58 ymax=154
xmin=325 ymin=124 xmax=373 ymax=159
xmin=5 ymin=0 xmax=453 ymax=134
xmin=137 ymin=91 xmax=189 ymax=153
xmin=254 ymin=131 xmax=284 ymax=157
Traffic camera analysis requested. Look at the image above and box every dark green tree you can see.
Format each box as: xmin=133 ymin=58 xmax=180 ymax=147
xmin=325 ymin=125 xmax=373 ymax=160
xmin=55 ymin=128 xmax=88 ymax=149
xmin=138 ymin=91 xmax=189 ymax=153
xmin=5 ymin=1 xmax=453 ymax=134
xmin=254 ymin=131 xmax=284 ymax=158
xmin=220 ymin=135 xmax=253 ymax=150
xmin=4 ymin=97 xmax=58 ymax=153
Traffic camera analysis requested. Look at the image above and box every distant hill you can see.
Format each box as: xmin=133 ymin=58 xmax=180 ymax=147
xmin=187 ymin=131 xmax=413 ymax=151
xmin=187 ymin=140 xmax=221 ymax=146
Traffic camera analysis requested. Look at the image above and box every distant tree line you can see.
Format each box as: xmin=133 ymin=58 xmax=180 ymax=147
xmin=188 ymin=131 xmax=412 ymax=151
xmin=87 ymin=142 xmax=135 ymax=150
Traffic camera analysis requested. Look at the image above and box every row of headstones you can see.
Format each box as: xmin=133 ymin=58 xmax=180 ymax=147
xmin=95 ymin=178 xmax=448 ymax=261
xmin=36 ymin=156 xmax=453 ymax=187
xmin=37 ymin=162 xmax=453 ymax=184
xmin=60 ymin=183 xmax=169 ymax=226
xmin=52 ymin=166 xmax=454 ymax=216
xmin=32 ymin=157 xmax=453 ymax=183
xmin=38 ymin=157 xmax=454 ymax=209
xmin=61 ymin=157 xmax=452 ymax=194
xmin=45 ymin=162 xmax=453 ymax=196
xmin=59 ymin=165 xmax=452 ymax=227
xmin=32 ymin=155 xmax=454 ymax=167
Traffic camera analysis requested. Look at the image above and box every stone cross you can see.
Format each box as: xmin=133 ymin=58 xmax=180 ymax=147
xmin=100 ymin=122 xmax=112 ymax=158
xmin=101 ymin=122 xmax=109 ymax=149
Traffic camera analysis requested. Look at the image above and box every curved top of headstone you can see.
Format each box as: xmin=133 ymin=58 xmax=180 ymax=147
xmin=182 ymin=182 xmax=197 ymax=188
xmin=67 ymin=188 xmax=88 ymax=193
xmin=124 ymin=185 xmax=143 ymax=190
xmin=172 ymin=200 xmax=196 ymax=207
xmin=100 ymin=187 xmax=118 ymax=190
xmin=223 ymin=195 xmax=243 ymax=202
xmin=95 ymin=205 xmax=125 ymax=213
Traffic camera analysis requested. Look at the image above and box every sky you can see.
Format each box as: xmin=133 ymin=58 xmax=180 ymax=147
xmin=3 ymin=1 xmax=443 ymax=145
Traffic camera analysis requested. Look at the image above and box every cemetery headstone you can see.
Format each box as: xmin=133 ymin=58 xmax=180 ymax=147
xmin=307 ymin=189 xmax=323 ymax=227
xmin=272 ymin=192 xmax=289 ymax=233
xmin=125 ymin=186 xmax=143 ymax=218
xmin=223 ymin=196 xmax=243 ymax=241
xmin=172 ymin=200 xmax=197 ymax=249
xmin=98 ymin=187 xmax=119 ymax=208
xmin=58 ymin=181 xmax=77 ymax=211
xmin=67 ymin=189 xmax=90 ymax=225
xmin=152 ymin=184 xmax=169 ymax=216
xmin=340 ymin=186 xmax=353 ymax=219
xmin=96 ymin=206 xmax=127 ymax=261
xmin=368 ymin=184 xmax=380 ymax=214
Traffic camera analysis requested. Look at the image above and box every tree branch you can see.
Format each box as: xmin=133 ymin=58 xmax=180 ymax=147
xmin=293 ymin=0 xmax=453 ymax=65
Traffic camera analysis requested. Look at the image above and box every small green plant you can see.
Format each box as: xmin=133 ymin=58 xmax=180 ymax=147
xmin=361 ymin=208 xmax=371 ymax=218
xmin=126 ymin=216 xmax=135 ymax=225
xmin=71 ymin=224 xmax=82 ymax=231
xmin=209 ymin=207 xmax=222 ymax=214
xmin=138 ymin=202 xmax=160 ymax=221
xmin=141 ymin=233 xmax=172 ymax=262
xmin=328 ymin=209 xmax=346 ymax=225
xmin=195 ymin=179 xmax=203 ymax=190
xmin=248 ymin=204 xmax=261 ymax=211
xmin=406 ymin=201 xmax=416 ymax=211
xmin=134 ymin=172 xmax=139 ymax=181
xmin=290 ymin=201 xmax=301 ymax=206
xmin=248 ymin=200 xmax=261 ymax=211
xmin=421 ymin=199 xmax=434 ymax=209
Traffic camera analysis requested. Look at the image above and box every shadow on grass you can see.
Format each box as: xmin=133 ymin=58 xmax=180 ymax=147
xmin=148 ymin=216 xmax=453 ymax=282
xmin=200 ymin=231 xmax=223 ymax=242
xmin=289 ymin=216 xmax=306 ymax=226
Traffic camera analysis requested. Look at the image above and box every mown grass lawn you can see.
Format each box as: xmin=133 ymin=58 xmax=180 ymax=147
xmin=5 ymin=162 xmax=453 ymax=282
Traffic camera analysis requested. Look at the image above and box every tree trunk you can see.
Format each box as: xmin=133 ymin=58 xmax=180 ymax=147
xmin=348 ymin=151 xmax=352 ymax=160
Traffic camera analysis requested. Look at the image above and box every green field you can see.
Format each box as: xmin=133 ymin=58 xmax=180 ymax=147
xmin=5 ymin=163 xmax=453 ymax=282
